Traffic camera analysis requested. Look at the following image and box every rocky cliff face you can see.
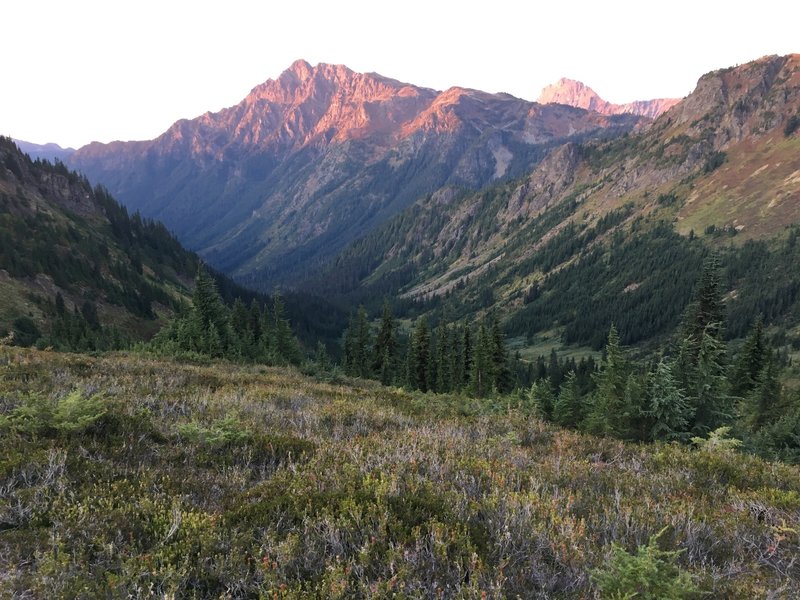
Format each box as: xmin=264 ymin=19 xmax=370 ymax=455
xmin=69 ymin=61 xmax=641 ymax=287
xmin=538 ymin=78 xmax=679 ymax=119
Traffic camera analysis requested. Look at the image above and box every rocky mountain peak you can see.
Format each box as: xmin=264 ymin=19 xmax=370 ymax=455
xmin=287 ymin=58 xmax=313 ymax=79
xmin=538 ymin=78 xmax=679 ymax=119
xmin=538 ymin=78 xmax=601 ymax=109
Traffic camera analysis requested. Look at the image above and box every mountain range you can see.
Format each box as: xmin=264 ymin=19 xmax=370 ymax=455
xmin=301 ymin=54 xmax=800 ymax=347
xmin=9 ymin=53 xmax=800 ymax=353
xmin=67 ymin=60 xmax=643 ymax=286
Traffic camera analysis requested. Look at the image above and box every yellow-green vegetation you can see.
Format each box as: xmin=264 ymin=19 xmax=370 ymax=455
xmin=508 ymin=332 xmax=601 ymax=363
xmin=1 ymin=347 xmax=799 ymax=598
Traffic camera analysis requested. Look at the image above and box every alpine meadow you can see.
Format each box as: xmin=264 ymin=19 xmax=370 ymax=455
xmin=2 ymin=45 xmax=800 ymax=599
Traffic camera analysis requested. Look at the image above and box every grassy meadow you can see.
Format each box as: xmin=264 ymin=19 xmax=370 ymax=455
xmin=1 ymin=347 xmax=799 ymax=598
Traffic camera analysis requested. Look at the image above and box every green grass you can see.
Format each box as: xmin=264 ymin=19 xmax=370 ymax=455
xmin=508 ymin=332 xmax=601 ymax=362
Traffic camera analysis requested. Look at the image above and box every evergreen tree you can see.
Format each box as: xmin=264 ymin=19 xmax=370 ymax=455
xmin=525 ymin=378 xmax=555 ymax=419
xmin=490 ymin=316 xmax=513 ymax=393
xmin=553 ymin=371 xmax=582 ymax=428
xmin=469 ymin=321 xmax=493 ymax=397
xmin=271 ymin=295 xmax=303 ymax=365
xmin=230 ymin=298 xmax=251 ymax=358
xmin=587 ymin=325 xmax=628 ymax=436
xmin=690 ymin=328 xmax=732 ymax=435
xmin=314 ymin=340 xmax=330 ymax=370
xmin=343 ymin=307 xmax=372 ymax=377
xmin=435 ymin=324 xmax=453 ymax=393
xmin=55 ymin=292 xmax=66 ymax=316
xmin=741 ymin=352 xmax=784 ymax=430
xmin=730 ymin=317 xmax=767 ymax=398
xmin=457 ymin=325 xmax=472 ymax=391
xmin=644 ymin=360 xmax=693 ymax=442
xmin=190 ymin=268 xmax=231 ymax=352
xmin=548 ymin=349 xmax=564 ymax=390
xmin=623 ymin=372 xmax=647 ymax=441
xmin=407 ymin=317 xmax=432 ymax=391
xmin=248 ymin=299 xmax=262 ymax=345
xmin=372 ymin=300 xmax=397 ymax=384
xmin=684 ymin=253 xmax=725 ymax=351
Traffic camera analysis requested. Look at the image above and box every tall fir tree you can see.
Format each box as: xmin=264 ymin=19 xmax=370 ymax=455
xmin=344 ymin=307 xmax=371 ymax=377
xmin=407 ymin=317 xmax=432 ymax=392
xmin=553 ymin=371 xmax=582 ymax=428
xmin=644 ymin=360 xmax=693 ymax=442
xmin=587 ymin=325 xmax=628 ymax=437
xmin=690 ymin=328 xmax=732 ymax=435
xmin=372 ymin=300 xmax=397 ymax=384
xmin=271 ymin=295 xmax=303 ymax=365
xmin=190 ymin=268 xmax=231 ymax=354
xmin=469 ymin=321 xmax=494 ymax=397
xmin=741 ymin=352 xmax=784 ymax=430
xmin=730 ymin=317 xmax=767 ymax=398
xmin=490 ymin=316 xmax=513 ymax=393
xmin=457 ymin=325 xmax=473 ymax=391
xmin=683 ymin=253 xmax=725 ymax=355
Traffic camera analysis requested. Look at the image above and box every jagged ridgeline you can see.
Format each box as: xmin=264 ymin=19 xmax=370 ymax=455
xmin=0 ymin=138 xmax=337 ymax=351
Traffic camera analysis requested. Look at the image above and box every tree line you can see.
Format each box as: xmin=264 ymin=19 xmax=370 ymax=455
xmin=149 ymin=269 xmax=303 ymax=365
xmin=520 ymin=255 xmax=800 ymax=463
xmin=342 ymin=301 xmax=517 ymax=396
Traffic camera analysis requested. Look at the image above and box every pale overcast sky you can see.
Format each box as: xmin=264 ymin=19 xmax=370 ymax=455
xmin=3 ymin=0 xmax=797 ymax=148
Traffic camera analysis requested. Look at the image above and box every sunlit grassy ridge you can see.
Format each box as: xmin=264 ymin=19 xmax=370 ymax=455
xmin=1 ymin=348 xmax=799 ymax=598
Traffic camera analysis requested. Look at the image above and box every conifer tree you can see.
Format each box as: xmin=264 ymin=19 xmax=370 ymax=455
xmin=587 ymin=325 xmax=628 ymax=436
xmin=314 ymin=340 xmax=330 ymax=370
xmin=623 ymin=372 xmax=647 ymax=440
xmin=683 ymin=253 xmax=725 ymax=360
xmin=553 ymin=371 xmax=582 ymax=427
xmin=690 ymin=328 xmax=732 ymax=435
xmin=190 ymin=268 xmax=231 ymax=353
xmin=435 ymin=324 xmax=453 ymax=393
xmin=407 ymin=317 xmax=432 ymax=391
xmin=248 ymin=299 xmax=262 ymax=345
xmin=271 ymin=295 xmax=303 ymax=365
xmin=490 ymin=316 xmax=513 ymax=393
xmin=730 ymin=317 xmax=766 ymax=398
xmin=343 ymin=307 xmax=371 ymax=377
xmin=372 ymin=300 xmax=397 ymax=383
xmin=457 ymin=325 xmax=473 ymax=391
xmin=742 ymin=352 xmax=783 ymax=430
xmin=230 ymin=298 xmax=251 ymax=358
xmin=469 ymin=321 xmax=493 ymax=397
xmin=527 ymin=378 xmax=555 ymax=419
xmin=644 ymin=360 xmax=693 ymax=442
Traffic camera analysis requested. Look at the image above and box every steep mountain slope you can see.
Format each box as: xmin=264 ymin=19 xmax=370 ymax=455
xmin=305 ymin=54 xmax=800 ymax=346
xmin=0 ymin=137 xmax=202 ymax=346
xmin=538 ymin=77 xmax=680 ymax=118
xmin=68 ymin=60 xmax=641 ymax=287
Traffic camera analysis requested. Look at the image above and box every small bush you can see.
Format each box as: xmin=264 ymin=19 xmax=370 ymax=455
xmin=691 ymin=426 xmax=742 ymax=455
xmin=703 ymin=151 xmax=727 ymax=173
xmin=784 ymin=114 xmax=799 ymax=137
xmin=0 ymin=391 xmax=107 ymax=437
xmin=592 ymin=528 xmax=700 ymax=599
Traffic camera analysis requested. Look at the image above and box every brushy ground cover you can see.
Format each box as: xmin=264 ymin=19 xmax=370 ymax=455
xmin=1 ymin=348 xmax=799 ymax=598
